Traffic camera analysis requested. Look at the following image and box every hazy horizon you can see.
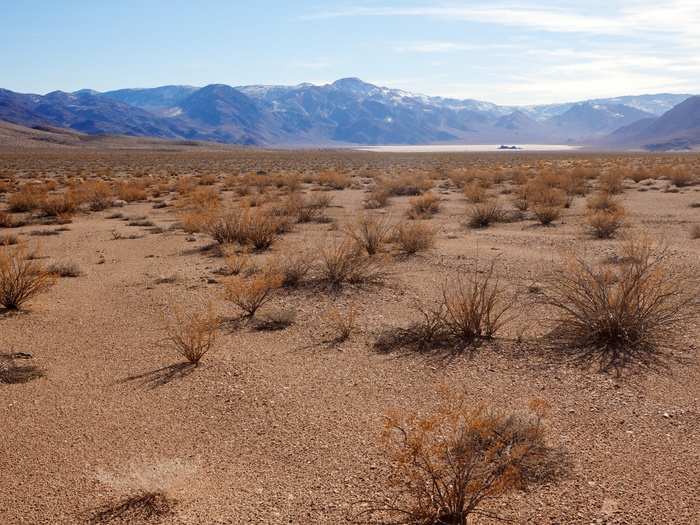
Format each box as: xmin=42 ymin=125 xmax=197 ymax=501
xmin=2 ymin=1 xmax=699 ymax=105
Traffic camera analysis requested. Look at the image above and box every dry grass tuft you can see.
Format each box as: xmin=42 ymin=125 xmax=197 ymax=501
xmin=540 ymin=237 xmax=699 ymax=372
xmin=406 ymin=192 xmax=440 ymax=220
xmin=224 ymin=272 xmax=283 ymax=317
xmin=392 ymin=222 xmax=435 ymax=255
xmin=164 ymin=304 xmax=220 ymax=365
xmin=467 ymin=202 xmax=502 ymax=228
xmin=0 ymin=244 xmax=56 ymax=310
xmin=345 ymin=214 xmax=394 ymax=255
xmin=318 ymin=239 xmax=389 ymax=289
xmin=324 ymin=305 xmax=357 ymax=343
xmin=358 ymin=395 xmax=561 ymax=524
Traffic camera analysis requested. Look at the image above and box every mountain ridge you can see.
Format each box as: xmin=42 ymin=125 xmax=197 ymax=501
xmin=0 ymin=79 xmax=696 ymax=148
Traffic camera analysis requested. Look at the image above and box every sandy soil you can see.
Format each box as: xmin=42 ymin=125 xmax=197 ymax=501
xmin=1 ymin=150 xmax=699 ymax=524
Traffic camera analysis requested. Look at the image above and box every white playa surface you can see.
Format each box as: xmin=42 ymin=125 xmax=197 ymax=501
xmin=357 ymin=144 xmax=581 ymax=153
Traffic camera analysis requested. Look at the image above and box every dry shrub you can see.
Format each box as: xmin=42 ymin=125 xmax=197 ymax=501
xmin=223 ymin=252 xmax=255 ymax=276
xmin=318 ymin=239 xmax=389 ymax=289
xmin=668 ymin=167 xmax=696 ymax=187
xmin=393 ymin=222 xmax=435 ymax=255
xmin=165 ymin=304 xmax=220 ymax=365
xmin=381 ymin=174 xmax=433 ymax=196
xmin=586 ymin=208 xmax=625 ymax=239
xmin=318 ymin=171 xmax=352 ymax=190
xmin=529 ymin=186 xmax=566 ymax=225
xmin=598 ymin=171 xmax=624 ymax=194
xmin=39 ymin=193 xmax=77 ymax=217
xmin=440 ymin=262 xmax=514 ymax=343
xmin=204 ymin=209 xmax=278 ymax=250
xmin=254 ymin=307 xmax=296 ymax=331
xmin=0 ymin=359 xmax=44 ymax=384
xmin=116 ymin=180 xmax=148 ymax=202
xmin=47 ymin=261 xmax=82 ymax=277
xmin=223 ymin=272 xmax=282 ymax=317
xmin=0 ymin=244 xmax=56 ymax=309
xmin=345 ymin=214 xmax=394 ymax=255
xmin=0 ymin=234 xmax=19 ymax=245
xmin=7 ymin=186 xmax=46 ymax=212
xmin=272 ymin=251 xmax=313 ymax=287
xmin=181 ymin=186 xmax=221 ymax=212
xmin=374 ymin=261 xmax=514 ymax=353
xmin=78 ymin=181 xmax=114 ymax=211
xmin=586 ymin=191 xmax=622 ymax=213
xmin=540 ymin=237 xmax=699 ymax=371
xmin=359 ymin=396 xmax=558 ymax=524
xmin=285 ymin=192 xmax=331 ymax=223
xmin=463 ymin=183 xmax=487 ymax=203
xmin=0 ymin=211 xmax=23 ymax=228
xmin=324 ymin=305 xmax=357 ymax=342
xmin=407 ymin=192 xmax=440 ymax=220
xmin=364 ymin=187 xmax=392 ymax=209
xmin=467 ymin=202 xmax=502 ymax=228
xmin=90 ymin=492 xmax=174 ymax=524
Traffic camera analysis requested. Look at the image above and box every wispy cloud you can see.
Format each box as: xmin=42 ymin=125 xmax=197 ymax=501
xmin=304 ymin=1 xmax=700 ymax=43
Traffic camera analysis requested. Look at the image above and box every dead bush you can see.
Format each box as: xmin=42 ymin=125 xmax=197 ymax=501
xmin=345 ymin=214 xmax=393 ymax=255
xmin=78 ymin=181 xmax=114 ymax=211
xmin=374 ymin=261 xmax=514 ymax=353
xmin=406 ymin=192 xmax=440 ymax=220
xmin=586 ymin=208 xmax=625 ymax=239
xmin=324 ymin=305 xmax=357 ymax=342
xmin=463 ymin=183 xmax=487 ymax=203
xmin=318 ymin=239 xmax=389 ymax=289
xmin=0 ymin=244 xmax=56 ymax=310
xmin=116 ymin=181 xmax=148 ymax=202
xmin=540 ymin=238 xmax=699 ymax=371
xmin=39 ymin=194 xmax=77 ymax=217
xmin=203 ymin=209 xmax=278 ymax=250
xmin=364 ymin=187 xmax=392 ymax=209
xmin=318 ymin=171 xmax=352 ymax=190
xmin=392 ymin=222 xmax=435 ymax=255
xmin=668 ymin=167 xmax=696 ymax=187
xmin=358 ymin=396 xmax=559 ymax=525
xmin=47 ymin=261 xmax=82 ymax=277
xmin=586 ymin=192 xmax=622 ymax=213
xmin=272 ymin=251 xmax=313 ymax=287
xmin=467 ymin=202 xmax=502 ymax=228
xmin=7 ymin=186 xmax=46 ymax=212
xmin=253 ymin=307 xmax=296 ymax=331
xmin=223 ymin=272 xmax=282 ymax=317
xmin=598 ymin=171 xmax=624 ymax=194
xmin=164 ymin=304 xmax=220 ymax=365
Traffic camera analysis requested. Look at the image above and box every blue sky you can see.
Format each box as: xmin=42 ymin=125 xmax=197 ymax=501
xmin=2 ymin=1 xmax=698 ymax=105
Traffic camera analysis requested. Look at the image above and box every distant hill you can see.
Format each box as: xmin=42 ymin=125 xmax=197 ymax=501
xmin=605 ymin=96 xmax=700 ymax=151
xmin=0 ymin=79 xmax=695 ymax=147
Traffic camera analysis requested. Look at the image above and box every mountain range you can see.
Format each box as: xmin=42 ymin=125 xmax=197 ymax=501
xmin=0 ymin=78 xmax=697 ymax=150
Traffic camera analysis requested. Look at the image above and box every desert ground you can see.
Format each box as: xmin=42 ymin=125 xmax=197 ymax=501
xmin=1 ymin=148 xmax=699 ymax=524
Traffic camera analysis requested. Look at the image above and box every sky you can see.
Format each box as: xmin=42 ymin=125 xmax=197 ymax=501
xmin=1 ymin=0 xmax=699 ymax=105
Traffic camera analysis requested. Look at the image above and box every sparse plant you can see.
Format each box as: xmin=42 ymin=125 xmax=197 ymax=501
xmin=223 ymin=272 xmax=283 ymax=317
xmin=393 ymin=222 xmax=435 ymax=255
xmin=586 ymin=207 xmax=625 ymax=239
xmin=317 ymin=239 xmax=389 ymax=289
xmin=0 ymin=244 xmax=56 ymax=310
xmin=358 ymin=395 xmax=559 ymax=525
xmin=467 ymin=202 xmax=502 ymax=228
xmin=164 ymin=304 xmax=221 ymax=365
xmin=324 ymin=305 xmax=357 ymax=342
xmin=345 ymin=214 xmax=393 ymax=255
xmin=406 ymin=192 xmax=440 ymax=220
xmin=540 ymin=237 xmax=699 ymax=371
